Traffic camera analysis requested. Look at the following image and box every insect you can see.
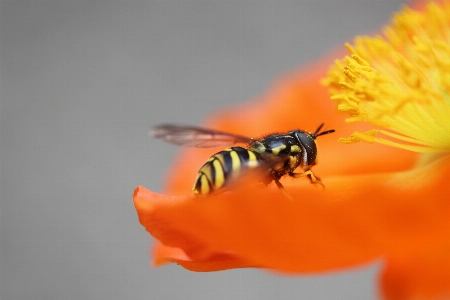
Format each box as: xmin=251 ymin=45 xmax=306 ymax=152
xmin=151 ymin=124 xmax=335 ymax=199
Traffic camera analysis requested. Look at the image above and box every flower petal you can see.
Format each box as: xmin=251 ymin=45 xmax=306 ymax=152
xmin=135 ymin=154 xmax=450 ymax=273
xmin=152 ymin=242 xmax=252 ymax=271
xmin=380 ymin=244 xmax=450 ymax=299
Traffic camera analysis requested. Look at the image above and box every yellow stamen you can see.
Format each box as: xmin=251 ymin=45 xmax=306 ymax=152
xmin=322 ymin=1 xmax=450 ymax=153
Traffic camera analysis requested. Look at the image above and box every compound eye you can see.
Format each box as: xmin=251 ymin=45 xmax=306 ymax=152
xmin=295 ymin=132 xmax=317 ymax=166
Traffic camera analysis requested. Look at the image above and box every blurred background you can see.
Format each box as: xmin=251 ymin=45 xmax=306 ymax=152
xmin=1 ymin=1 xmax=407 ymax=299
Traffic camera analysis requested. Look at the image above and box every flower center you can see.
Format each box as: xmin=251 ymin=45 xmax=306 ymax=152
xmin=323 ymin=1 xmax=450 ymax=153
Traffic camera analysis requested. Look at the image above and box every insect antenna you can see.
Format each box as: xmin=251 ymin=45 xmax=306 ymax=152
xmin=313 ymin=123 xmax=335 ymax=138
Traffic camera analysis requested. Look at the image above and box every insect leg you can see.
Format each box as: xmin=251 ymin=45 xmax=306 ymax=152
xmin=291 ymin=170 xmax=325 ymax=188
xmin=274 ymin=179 xmax=293 ymax=200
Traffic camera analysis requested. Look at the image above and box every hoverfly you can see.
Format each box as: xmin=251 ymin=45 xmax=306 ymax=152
xmin=151 ymin=124 xmax=335 ymax=199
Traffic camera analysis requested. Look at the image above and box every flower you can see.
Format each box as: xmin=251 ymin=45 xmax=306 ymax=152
xmin=323 ymin=2 xmax=450 ymax=155
xmin=134 ymin=1 xmax=450 ymax=299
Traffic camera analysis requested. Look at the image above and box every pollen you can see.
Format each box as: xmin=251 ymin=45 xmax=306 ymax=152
xmin=322 ymin=1 xmax=450 ymax=153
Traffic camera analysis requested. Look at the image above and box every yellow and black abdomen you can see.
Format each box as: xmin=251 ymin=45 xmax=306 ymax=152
xmin=193 ymin=147 xmax=260 ymax=195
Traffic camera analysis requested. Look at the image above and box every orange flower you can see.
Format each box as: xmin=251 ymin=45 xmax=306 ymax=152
xmin=134 ymin=1 xmax=450 ymax=299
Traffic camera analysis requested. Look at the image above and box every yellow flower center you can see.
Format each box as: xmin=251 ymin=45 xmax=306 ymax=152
xmin=323 ymin=1 xmax=450 ymax=153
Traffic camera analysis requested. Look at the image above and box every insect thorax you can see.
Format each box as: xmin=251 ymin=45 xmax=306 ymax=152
xmin=248 ymin=134 xmax=305 ymax=177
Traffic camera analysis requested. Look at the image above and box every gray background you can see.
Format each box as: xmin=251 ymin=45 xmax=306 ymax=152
xmin=1 ymin=1 xmax=406 ymax=299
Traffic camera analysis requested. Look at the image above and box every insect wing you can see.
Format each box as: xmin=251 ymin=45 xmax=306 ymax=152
xmin=150 ymin=124 xmax=252 ymax=148
xmin=225 ymin=154 xmax=292 ymax=191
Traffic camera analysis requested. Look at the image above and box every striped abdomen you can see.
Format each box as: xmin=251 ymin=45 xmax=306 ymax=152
xmin=193 ymin=147 xmax=260 ymax=195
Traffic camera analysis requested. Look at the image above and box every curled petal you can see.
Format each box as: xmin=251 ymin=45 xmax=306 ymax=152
xmin=153 ymin=242 xmax=252 ymax=271
xmin=135 ymin=155 xmax=450 ymax=273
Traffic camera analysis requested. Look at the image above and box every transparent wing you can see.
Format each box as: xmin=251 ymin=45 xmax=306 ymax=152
xmin=150 ymin=124 xmax=253 ymax=148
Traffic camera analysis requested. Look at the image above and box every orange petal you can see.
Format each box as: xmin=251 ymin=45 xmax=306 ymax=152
xmin=135 ymin=154 xmax=450 ymax=275
xmin=153 ymin=242 xmax=253 ymax=272
xmin=380 ymin=245 xmax=450 ymax=299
